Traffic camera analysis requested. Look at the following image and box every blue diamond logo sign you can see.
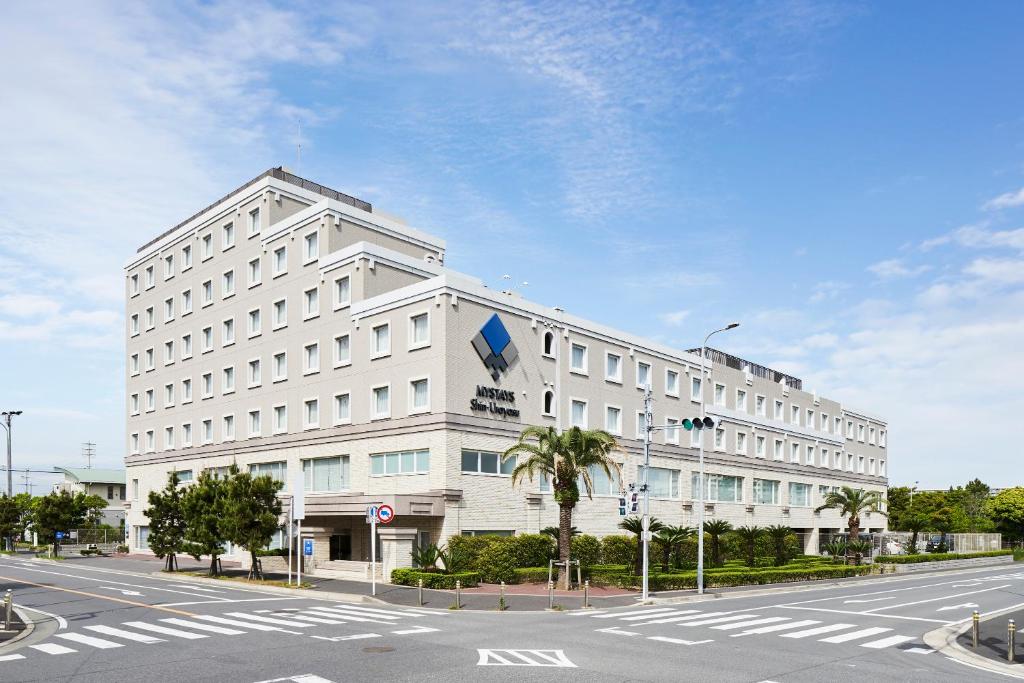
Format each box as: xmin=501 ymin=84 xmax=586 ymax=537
xmin=472 ymin=313 xmax=519 ymax=381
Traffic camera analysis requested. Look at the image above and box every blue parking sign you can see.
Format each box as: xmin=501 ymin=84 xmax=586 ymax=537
xmin=303 ymin=539 xmax=313 ymax=556
xmin=56 ymin=532 xmax=65 ymax=540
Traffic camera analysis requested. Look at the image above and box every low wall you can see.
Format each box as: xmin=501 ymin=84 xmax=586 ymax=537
xmin=886 ymin=555 xmax=1014 ymax=574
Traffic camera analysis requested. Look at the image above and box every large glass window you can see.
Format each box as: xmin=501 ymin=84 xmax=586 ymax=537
xmin=579 ymin=464 xmax=620 ymax=496
xmin=370 ymin=450 xmax=430 ymax=476
xmin=250 ymin=461 xmax=287 ymax=483
xmin=303 ymin=456 xmax=350 ymax=491
xmin=789 ymin=482 xmax=812 ymax=507
xmin=753 ymin=478 xmax=780 ymax=505
xmin=692 ymin=473 xmax=742 ymax=503
xmin=461 ymin=450 xmax=515 ymax=475
xmin=642 ymin=466 xmax=679 ymax=498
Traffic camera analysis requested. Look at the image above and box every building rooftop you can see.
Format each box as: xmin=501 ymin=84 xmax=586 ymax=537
xmin=53 ymin=467 xmax=125 ymax=485
xmin=690 ymin=347 xmax=803 ymax=390
xmin=136 ymin=167 xmax=373 ymax=253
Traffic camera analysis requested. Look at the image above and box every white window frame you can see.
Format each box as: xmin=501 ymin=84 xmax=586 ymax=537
xmin=201 ymin=326 xmax=213 ymax=353
xmin=774 ymin=439 xmax=784 ymax=461
xmin=569 ymin=343 xmax=588 ymax=375
xmin=201 ymin=372 xmax=213 ymax=399
xmin=690 ymin=375 xmax=702 ymax=402
xmin=303 ymin=397 xmax=320 ymax=430
xmin=333 ymin=391 xmax=352 ymax=425
xmin=371 ymin=322 xmax=391 ymax=359
xmin=130 ymin=273 xmax=140 ymax=297
xmin=222 ymin=365 xmax=235 ymax=395
xmin=272 ymin=244 xmax=288 ymax=277
xmin=570 ymin=398 xmax=588 ymax=428
xmin=665 ymin=417 xmax=680 ymax=445
xmin=541 ymin=330 xmax=556 ymax=358
xmin=130 ymin=353 xmax=140 ymax=375
xmin=248 ymin=409 xmax=261 ymax=438
xmin=145 ymin=307 xmax=154 ymax=330
xmin=665 ymin=369 xmax=679 ymax=398
xmin=222 ymin=222 xmax=235 ymax=251
xmin=604 ymin=352 xmax=622 ymax=384
xmin=371 ymin=383 xmax=391 ymax=420
xmin=272 ymin=403 xmax=288 ymax=435
xmin=775 ymin=400 xmax=784 ymax=420
xmin=272 ymin=351 xmax=287 ymax=382
xmin=164 ymin=426 xmax=174 ymax=451
xmin=182 ymin=244 xmax=192 ymax=271
xmin=247 ymin=358 xmax=261 ymax=388
xmin=163 ymin=339 xmax=174 ymax=366
xmin=333 ymin=332 xmax=352 ymax=367
xmin=248 ymin=257 xmax=262 ymax=288
xmin=181 ymin=422 xmax=192 ymax=447
xmin=130 ymin=313 xmax=140 ymax=336
xmin=714 ymin=383 xmax=726 ymax=406
xmin=181 ymin=288 xmax=192 ymax=316
xmin=222 ymin=268 xmax=235 ymax=299
xmin=636 ymin=360 xmax=652 ymax=389
xmin=735 ymin=431 xmax=747 ymax=455
xmin=408 ymin=311 xmax=430 ymax=350
xmin=635 ymin=411 xmax=647 ymax=439
xmin=303 ymin=287 xmax=319 ymax=320
xmin=791 ymin=404 xmax=800 ymax=425
xmin=755 ymin=394 xmax=766 ymax=417
xmin=755 ymin=434 xmax=766 ymax=458
xmin=201 ymin=419 xmax=212 ymax=445
xmin=333 ymin=275 xmax=351 ymax=309
xmin=201 ymin=280 xmax=213 ymax=307
xmin=303 ymin=230 xmax=319 ymax=263
xmin=272 ymin=298 xmax=287 ymax=330
xmin=164 ymin=254 xmax=174 ymax=279
xmin=409 ymin=376 xmax=430 ymax=414
xmin=145 ymin=265 xmax=155 ymax=289
xmin=201 ymin=233 xmax=213 ymax=261
xmin=303 ymin=342 xmax=320 ymax=375
xmin=248 ymin=308 xmax=261 ymax=338
xmin=181 ymin=377 xmax=192 ymax=404
xmin=735 ymin=388 xmax=747 ymax=412
xmin=222 ymin=317 xmax=235 ymax=347
xmin=248 ymin=207 xmax=260 ymax=237
xmin=604 ymin=404 xmax=622 ymax=435
xmin=222 ymin=413 xmax=235 ymax=441
xmin=164 ymin=297 xmax=174 ymax=322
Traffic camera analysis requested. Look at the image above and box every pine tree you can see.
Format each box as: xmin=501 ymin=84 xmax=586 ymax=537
xmin=32 ymin=491 xmax=94 ymax=555
xmin=181 ymin=468 xmax=226 ymax=576
xmin=221 ymin=469 xmax=283 ymax=580
xmin=145 ymin=472 xmax=187 ymax=572
xmin=0 ymin=495 xmax=21 ymax=551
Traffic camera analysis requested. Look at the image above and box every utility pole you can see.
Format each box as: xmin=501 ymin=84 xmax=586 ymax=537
xmin=21 ymin=470 xmax=30 ymax=495
xmin=1 ymin=411 xmax=24 ymax=498
xmin=641 ymin=385 xmax=653 ymax=601
xmin=82 ymin=442 xmax=95 ymax=469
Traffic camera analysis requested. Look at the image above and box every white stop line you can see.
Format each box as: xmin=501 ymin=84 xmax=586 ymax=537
xmin=477 ymin=649 xmax=576 ymax=667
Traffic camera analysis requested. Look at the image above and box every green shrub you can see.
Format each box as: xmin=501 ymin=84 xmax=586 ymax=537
xmin=1014 ymin=548 xmax=1024 ymax=562
xmin=509 ymin=534 xmax=556 ymax=567
xmin=874 ymin=550 xmax=1012 ymax=564
xmin=571 ymin=534 xmax=601 ymax=569
xmin=512 ymin=567 xmax=556 ymax=584
xmin=587 ymin=564 xmax=628 ymax=586
xmin=600 ymin=535 xmax=636 ymax=566
xmin=476 ymin=540 xmax=520 ymax=583
xmin=391 ymin=569 xmax=481 ymax=588
xmin=615 ymin=565 xmax=870 ymax=590
xmin=255 ymin=548 xmax=288 ymax=557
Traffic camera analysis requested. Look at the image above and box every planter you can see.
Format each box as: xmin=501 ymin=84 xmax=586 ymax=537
xmin=881 ymin=555 xmax=1013 ymax=574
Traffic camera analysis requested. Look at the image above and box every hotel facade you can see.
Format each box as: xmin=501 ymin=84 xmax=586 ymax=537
xmin=123 ymin=169 xmax=889 ymax=579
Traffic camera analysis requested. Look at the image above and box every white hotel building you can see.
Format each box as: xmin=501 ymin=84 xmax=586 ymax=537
xmin=124 ymin=168 xmax=889 ymax=578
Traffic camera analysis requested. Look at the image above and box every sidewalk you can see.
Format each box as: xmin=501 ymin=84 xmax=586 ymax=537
xmin=957 ymin=607 xmax=1024 ymax=665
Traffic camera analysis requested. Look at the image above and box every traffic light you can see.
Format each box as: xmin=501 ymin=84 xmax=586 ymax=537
xmin=630 ymin=492 xmax=639 ymax=514
xmin=682 ymin=416 xmax=715 ymax=431
xmin=618 ymin=496 xmax=627 ymax=516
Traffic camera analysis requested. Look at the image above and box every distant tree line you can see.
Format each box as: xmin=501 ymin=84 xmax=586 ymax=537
xmin=0 ymin=490 xmax=110 ymax=554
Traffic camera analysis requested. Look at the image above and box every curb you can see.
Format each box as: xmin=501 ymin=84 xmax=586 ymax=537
xmin=0 ymin=607 xmax=35 ymax=652
xmin=146 ymin=572 xmax=394 ymax=606
xmin=924 ymin=605 xmax=1024 ymax=680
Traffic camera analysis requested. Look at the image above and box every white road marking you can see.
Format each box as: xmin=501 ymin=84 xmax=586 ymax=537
xmin=639 ymin=612 xmax=730 ymax=625
xmin=819 ymin=626 xmax=891 ymax=643
xmin=647 ymin=636 xmax=713 ymax=645
xmin=29 ymin=643 xmax=77 ymax=655
xmin=570 ymin=610 xmax=606 ymax=616
xmin=391 ymin=626 xmax=440 ymax=635
xmin=193 ymin=614 xmax=298 ymax=633
xmin=0 ymin=564 xmax=230 ymax=600
xmin=56 ymin=632 xmax=124 ymax=649
xmin=843 ymin=597 xmax=893 ymax=604
xmin=477 ymin=649 xmax=576 ymax=667
xmin=937 ymin=603 xmax=979 ymax=612
xmin=310 ymin=633 xmax=381 ymax=642
xmin=905 ymin=647 xmax=934 ymax=654
xmin=328 ymin=604 xmax=410 ymax=618
xmin=224 ymin=612 xmax=314 ymax=628
xmin=592 ymin=607 xmax=679 ymax=619
xmin=620 ymin=609 xmax=700 ymax=622
xmin=678 ymin=614 xmax=761 ymax=627
xmin=710 ymin=617 xmax=791 ymax=631
xmin=780 ymin=623 xmax=857 ymax=639
xmin=862 ymin=585 xmax=1011 ymax=614
xmin=100 ymin=586 xmax=143 ymax=597
xmin=254 ymin=674 xmax=336 ymax=683
xmin=731 ymin=620 xmax=821 ymax=636
xmin=160 ymin=618 xmax=246 ymax=635
xmin=168 ymin=585 xmax=224 ymax=593
xmin=85 ymin=624 xmax=164 ymax=643
xmin=121 ymin=621 xmax=208 ymax=639
xmin=161 ymin=597 xmax=301 ymax=607
xmin=0 ymin=654 xmax=25 ymax=662
xmin=302 ymin=608 xmax=390 ymax=624
xmin=777 ymin=605 xmax=948 ymax=625
xmin=595 ymin=627 xmax=641 ymax=636
xmin=271 ymin=613 xmax=346 ymax=625
xmin=860 ymin=635 xmax=916 ymax=649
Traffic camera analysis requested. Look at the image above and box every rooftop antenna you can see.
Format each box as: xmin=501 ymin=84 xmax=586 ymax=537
xmin=82 ymin=442 xmax=95 ymax=469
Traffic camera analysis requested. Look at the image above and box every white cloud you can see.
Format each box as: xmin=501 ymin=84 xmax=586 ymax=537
xmin=963 ymin=257 xmax=1024 ymax=285
xmin=808 ymin=280 xmax=848 ymax=303
xmin=922 ymin=223 xmax=1024 ymax=252
xmin=658 ymin=310 xmax=690 ymax=327
xmin=983 ymin=187 xmax=1024 ymax=211
xmin=867 ymin=258 xmax=930 ymax=280
xmin=0 ymin=294 xmax=61 ymax=318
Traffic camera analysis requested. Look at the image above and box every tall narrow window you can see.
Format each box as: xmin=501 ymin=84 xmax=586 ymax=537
xmin=334 ymin=276 xmax=351 ymax=307
xmin=249 ymin=207 xmax=260 ymax=236
xmin=304 ymin=287 xmax=319 ymax=318
xmin=410 ymin=378 xmax=429 ymax=412
xmin=543 ymin=390 xmax=555 ymax=416
xmin=542 ymin=330 xmax=555 ymax=357
xmin=410 ymin=313 xmax=430 ymax=348
xmin=248 ymin=257 xmax=261 ymax=286
xmin=304 ymin=231 xmax=319 ymax=261
xmin=372 ymin=323 xmax=390 ymax=357
xmin=636 ymin=361 xmax=651 ymax=388
xmin=222 ymin=222 xmax=235 ymax=250
xmin=372 ymin=385 xmax=390 ymax=419
xmin=273 ymin=245 xmax=287 ymax=275
xmin=570 ymin=344 xmax=587 ymax=373
xmin=334 ymin=333 xmax=351 ymax=366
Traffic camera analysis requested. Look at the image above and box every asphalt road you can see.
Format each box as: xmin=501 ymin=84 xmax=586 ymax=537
xmin=0 ymin=555 xmax=1021 ymax=682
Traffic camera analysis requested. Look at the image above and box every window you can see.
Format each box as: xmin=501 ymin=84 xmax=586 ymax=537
xmin=755 ymin=395 xmax=766 ymax=417
xmin=410 ymin=378 xmax=429 ymax=412
xmin=304 ymin=287 xmax=319 ymax=318
xmin=250 ymin=461 xmax=287 ymax=483
xmin=273 ymin=351 xmax=287 ymax=381
xmin=755 ymin=435 xmax=766 ymax=458
xmin=371 ymin=323 xmax=390 ymax=357
xmin=145 ymin=388 xmax=155 ymax=411
xmin=773 ymin=439 xmax=783 ymax=461
xmin=222 ymin=269 xmax=235 ymax=298
xmin=806 ymin=409 xmax=815 ymax=430
xmin=136 ymin=525 xmax=150 ymax=550
xmin=372 ymin=449 xmax=430 ymax=476
xmin=201 ymin=372 xmax=213 ymax=398
xmin=164 ymin=297 xmax=174 ymax=322
xmin=821 ymin=412 xmax=830 ymax=432
xmin=690 ymin=424 xmax=700 ymax=447
xmin=164 ymin=382 xmax=174 ymax=406
xmin=130 ymin=353 xmax=140 ymax=375
xmin=181 ymin=423 xmax=192 ymax=447
xmin=272 ymin=298 xmax=287 ymax=328
xmin=858 ymin=424 xmax=866 ymax=442
xmin=304 ymin=342 xmax=319 ymax=374
xmin=304 ymin=398 xmax=319 ymax=428
xmin=735 ymin=431 xmax=747 ymax=455
xmin=334 ymin=276 xmax=351 ymax=308
xmin=806 ymin=445 xmax=814 ymax=465
xmin=691 ymin=376 xmax=702 ymax=401
xmin=164 ymin=254 xmax=174 ymax=279
xmin=248 ymin=409 xmax=261 ymax=437
xmin=201 ymin=419 xmax=212 ymax=444
xmin=202 ymin=326 xmax=213 ymax=352
xmin=248 ymin=257 xmax=261 ymax=287
xmin=636 ymin=361 xmax=651 ymax=389
xmin=666 ymin=369 xmax=679 ymax=396
xmin=791 ymin=405 xmax=800 ymax=424
xmin=182 ymin=377 xmax=192 ymax=403
xmin=880 ymin=430 xmax=887 ymax=447
xmin=145 ymin=430 xmax=155 ymax=452
xmin=222 ymin=222 xmax=235 ymax=250
xmin=665 ymin=417 xmax=679 ymax=444
xmin=579 ymin=464 xmax=621 ymax=496
xmin=372 ymin=384 xmax=391 ymax=419
xmin=130 ymin=274 xmax=139 ymax=296
xmin=753 ymin=479 xmax=779 ymax=505
xmin=461 ymin=450 xmax=514 ymax=476
xmin=714 ymin=383 xmax=725 ymax=406
xmin=202 ymin=280 xmax=213 ymax=306
xmin=542 ymin=330 xmax=555 ymax=357
xmin=333 ymin=333 xmax=351 ymax=366
xmin=248 ymin=359 xmax=261 ymax=387
xmin=303 ymin=455 xmax=350 ymax=491
xmin=790 ymin=442 xmax=800 ymax=463
xmin=543 ymin=390 xmax=555 ymax=416
xmin=570 ymin=343 xmax=587 ymax=374
xmin=789 ymin=482 xmax=811 ymax=507
xmin=145 ymin=265 xmax=155 ymax=288
xmin=182 ymin=244 xmax=192 ymax=270
xmin=846 ymin=420 xmax=854 ymax=438
xmin=605 ymin=405 xmax=622 ymax=435
xmin=273 ymin=245 xmax=287 ymax=275
xmin=303 ymin=231 xmax=319 ymax=262
xmin=604 ymin=352 xmax=622 ymax=382
xmin=222 ymin=366 xmax=235 ymax=394
xmin=145 ymin=307 xmax=154 ymax=329
xmin=819 ymin=448 xmax=829 ymax=467
xmin=736 ymin=389 xmax=747 ymax=412
xmin=145 ymin=347 xmax=155 ymax=370
xmin=130 ymin=313 xmax=140 ymax=336
xmin=273 ymin=404 xmax=288 ymax=433
xmin=201 ymin=233 xmax=213 ymax=260
xmin=222 ymin=317 xmax=235 ymax=346
xmin=333 ymin=392 xmax=351 ymax=424
xmin=248 ymin=207 xmax=260 ymax=236
xmin=643 ymin=466 xmax=679 ymax=498
xmin=130 ymin=393 xmax=139 ymax=415
xmin=570 ymin=399 xmax=587 ymax=428
xmin=714 ymin=428 xmax=724 ymax=450
xmin=774 ymin=400 xmax=784 ymax=420
xmin=222 ymin=414 xmax=235 ymax=440
xmin=635 ymin=411 xmax=646 ymax=439
xmin=164 ymin=340 xmax=174 ymax=364
xmin=181 ymin=289 xmax=192 ymax=315
xmin=248 ymin=308 xmax=261 ymax=337
xmin=835 ymin=416 xmax=842 ymax=435
xmin=692 ymin=473 xmax=742 ymax=503
xmin=409 ymin=312 xmax=430 ymax=348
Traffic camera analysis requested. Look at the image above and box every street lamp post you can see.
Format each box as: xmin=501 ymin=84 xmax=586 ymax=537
xmin=696 ymin=324 xmax=739 ymax=596
xmin=1 ymin=411 xmax=23 ymax=498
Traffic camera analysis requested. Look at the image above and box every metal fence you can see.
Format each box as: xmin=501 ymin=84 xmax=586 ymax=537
xmin=819 ymin=531 xmax=1002 ymax=557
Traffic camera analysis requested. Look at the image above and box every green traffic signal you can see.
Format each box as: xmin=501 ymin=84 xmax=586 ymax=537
xmin=682 ymin=419 xmax=694 ymax=431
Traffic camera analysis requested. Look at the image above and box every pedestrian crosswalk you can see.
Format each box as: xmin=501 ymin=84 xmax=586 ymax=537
xmin=0 ymin=602 xmax=443 ymax=666
xmin=585 ymin=607 xmax=933 ymax=654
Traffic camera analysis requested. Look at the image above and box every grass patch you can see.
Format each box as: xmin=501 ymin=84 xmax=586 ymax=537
xmin=177 ymin=571 xmax=311 ymax=589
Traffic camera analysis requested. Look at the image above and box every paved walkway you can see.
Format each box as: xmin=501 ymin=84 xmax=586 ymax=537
xmin=957 ymin=607 xmax=1024 ymax=665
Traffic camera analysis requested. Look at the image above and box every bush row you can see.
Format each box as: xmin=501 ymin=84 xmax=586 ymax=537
xmin=613 ymin=565 xmax=871 ymax=590
xmin=391 ymin=569 xmax=481 ymax=588
xmin=874 ymin=550 xmax=1012 ymax=564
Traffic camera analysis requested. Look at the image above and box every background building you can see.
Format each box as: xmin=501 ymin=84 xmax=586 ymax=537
xmin=52 ymin=467 xmax=127 ymax=527
xmin=124 ymin=168 xmax=888 ymax=579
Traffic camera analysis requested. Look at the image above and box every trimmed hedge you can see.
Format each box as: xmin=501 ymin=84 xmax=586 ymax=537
xmin=615 ymin=565 xmax=870 ymax=590
xmin=391 ymin=569 xmax=481 ymax=588
xmin=874 ymin=550 xmax=1012 ymax=564
xmin=513 ymin=567 xmax=555 ymax=584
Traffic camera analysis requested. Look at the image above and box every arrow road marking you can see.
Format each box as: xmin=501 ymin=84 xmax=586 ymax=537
xmin=937 ymin=603 xmax=978 ymax=612
xmin=101 ymin=586 xmax=143 ymax=596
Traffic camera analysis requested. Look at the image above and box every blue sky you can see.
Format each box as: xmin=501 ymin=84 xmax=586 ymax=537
xmin=2 ymin=1 xmax=1023 ymax=491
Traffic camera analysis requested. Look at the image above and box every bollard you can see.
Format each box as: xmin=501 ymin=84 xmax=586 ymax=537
xmin=499 ymin=581 xmax=506 ymax=611
xmin=973 ymin=610 xmax=980 ymax=648
xmin=1009 ymin=619 xmax=1016 ymax=663
xmin=584 ymin=580 xmax=590 ymax=609
xmin=3 ymin=590 xmax=11 ymax=631
xmin=548 ymin=580 xmax=554 ymax=609
xmin=455 ymin=580 xmax=461 ymax=610
xmin=418 ymin=578 xmax=424 ymax=607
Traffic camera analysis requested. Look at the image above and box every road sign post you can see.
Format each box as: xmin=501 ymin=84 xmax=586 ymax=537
xmin=292 ymin=472 xmax=305 ymax=588
xmin=368 ymin=507 xmax=377 ymax=597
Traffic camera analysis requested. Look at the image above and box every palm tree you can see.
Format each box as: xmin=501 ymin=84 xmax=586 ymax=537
xmin=822 ymin=538 xmax=847 ymax=563
xmin=503 ymin=426 xmax=621 ymax=589
xmin=902 ymin=513 xmax=928 ymax=554
xmin=765 ymin=525 xmax=793 ymax=566
xmin=655 ymin=525 xmax=695 ymax=572
xmin=733 ymin=526 xmax=765 ymax=567
xmin=703 ymin=519 xmax=733 ymax=567
xmin=619 ymin=515 xmax=665 ymax=575
xmin=814 ymin=486 xmax=886 ymax=564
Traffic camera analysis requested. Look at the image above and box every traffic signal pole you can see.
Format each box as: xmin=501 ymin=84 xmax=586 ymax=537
xmin=642 ymin=385 xmax=652 ymax=601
